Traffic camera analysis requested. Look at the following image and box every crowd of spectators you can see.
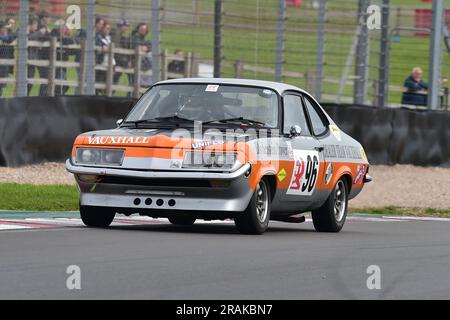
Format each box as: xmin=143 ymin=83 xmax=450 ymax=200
xmin=0 ymin=12 xmax=186 ymax=97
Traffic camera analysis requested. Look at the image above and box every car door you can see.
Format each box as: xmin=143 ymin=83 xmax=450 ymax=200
xmin=280 ymin=92 xmax=324 ymax=206
xmin=302 ymin=94 xmax=333 ymax=205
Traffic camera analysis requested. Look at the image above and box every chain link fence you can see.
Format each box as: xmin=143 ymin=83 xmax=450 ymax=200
xmin=0 ymin=0 xmax=449 ymax=109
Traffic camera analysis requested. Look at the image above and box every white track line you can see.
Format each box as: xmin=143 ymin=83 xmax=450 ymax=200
xmin=0 ymin=224 xmax=33 ymax=230
xmin=0 ymin=216 xmax=234 ymax=231
xmin=2 ymin=214 xmax=445 ymax=231
xmin=382 ymin=216 xmax=450 ymax=222
xmin=347 ymin=216 xmax=405 ymax=222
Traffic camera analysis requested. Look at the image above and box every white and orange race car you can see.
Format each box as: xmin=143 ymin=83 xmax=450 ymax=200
xmin=66 ymin=78 xmax=371 ymax=234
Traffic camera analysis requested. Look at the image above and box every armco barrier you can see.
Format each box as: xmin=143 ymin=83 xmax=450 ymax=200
xmin=0 ymin=97 xmax=133 ymax=167
xmin=0 ymin=97 xmax=448 ymax=167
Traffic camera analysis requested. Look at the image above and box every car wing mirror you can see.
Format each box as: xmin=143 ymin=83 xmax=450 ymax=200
xmin=116 ymin=119 xmax=124 ymax=127
xmin=289 ymin=125 xmax=302 ymax=137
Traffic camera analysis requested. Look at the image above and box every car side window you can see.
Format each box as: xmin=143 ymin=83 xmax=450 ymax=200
xmin=283 ymin=94 xmax=310 ymax=136
xmin=304 ymin=97 xmax=328 ymax=136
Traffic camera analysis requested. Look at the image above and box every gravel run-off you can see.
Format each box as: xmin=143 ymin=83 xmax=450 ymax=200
xmin=0 ymin=163 xmax=448 ymax=209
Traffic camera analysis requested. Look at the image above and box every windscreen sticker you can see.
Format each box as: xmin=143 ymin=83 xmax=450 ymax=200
xmin=287 ymin=150 xmax=320 ymax=196
xmin=205 ymin=84 xmax=219 ymax=92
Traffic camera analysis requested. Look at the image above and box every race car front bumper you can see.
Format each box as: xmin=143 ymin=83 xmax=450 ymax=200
xmin=65 ymin=159 xmax=254 ymax=213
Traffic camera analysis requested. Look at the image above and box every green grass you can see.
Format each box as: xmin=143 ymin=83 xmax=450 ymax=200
xmin=0 ymin=183 xmax=448 ymax=216
xmin=0 ymin=183 xmax=79 ymax=211
xmin=350 ymin=206 xmax=450 ymax=217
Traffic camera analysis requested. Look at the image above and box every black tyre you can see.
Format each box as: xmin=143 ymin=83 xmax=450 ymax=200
xmin=234 ymin=179 xmax=271 ymax=235
xmin=312 ymin=178 xmax=348 ymax=232
xmin=80 ymin=205 xmax=116 ymax=228
xmin=168 ymin=216 xmax=196 ymax=226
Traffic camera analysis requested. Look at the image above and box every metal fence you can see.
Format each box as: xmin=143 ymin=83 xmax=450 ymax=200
xmin=0 ymin=0 xmax=449 ymax=109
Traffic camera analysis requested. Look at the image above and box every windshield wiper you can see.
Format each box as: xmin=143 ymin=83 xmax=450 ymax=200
xmin=122 ymin=115 xmax=194 ymax=128
xmin=121 ymin=119 xmax=160 ymax=128
xmin=204 ymin=117 xmax=266 ymax=126
xmin=153 ymin=115 xmax=194 ymax=122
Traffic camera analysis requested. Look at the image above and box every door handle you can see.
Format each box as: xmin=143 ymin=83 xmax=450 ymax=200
xmin=314 ymin=146 xmax=324 ymax=152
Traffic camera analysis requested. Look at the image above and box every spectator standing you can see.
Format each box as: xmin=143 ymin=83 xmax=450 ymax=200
xmin=95 ymin=22 xmax=115 ymax=95
xmin=73 ymin=28 xmax=86 ymax=94
xmin=130 ymin=23 xmax=151 ymax=88
xmin=27 ymin=18 xmax=40 ymax=95
xmin=6 ymin=17 xmax=16 ymax=33
xmin=95 ymin=16 xmax=105 ymax=34
xmin=140 ymin=41 xmax=152 ymax=87
xmin=404 ymin=67 xmax=428 ymax=92
xmin=37 ymin=11 xmax=52 ymax=96
xmin=130 ymin=22 xmax=149 ymax=49
xmin=51 ymin=23 xmax=76 ymax=95
xmin=168 ymin=49 xmax=186 ymax=77
xmin=112 ymin=19 xmax=132 ymax=94
xmin=0 ymin=21 xmax=15 ymax=97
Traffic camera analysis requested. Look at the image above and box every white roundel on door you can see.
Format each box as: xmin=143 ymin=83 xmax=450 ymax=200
xmin=286 ymin=149 xmax=320 ymax=196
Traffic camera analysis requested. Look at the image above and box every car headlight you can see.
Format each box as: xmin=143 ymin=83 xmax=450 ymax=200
xmin=182 ymin=151 xmax=239 ymax=170
xmin=76 ymin=148 xmax=124 ymax=166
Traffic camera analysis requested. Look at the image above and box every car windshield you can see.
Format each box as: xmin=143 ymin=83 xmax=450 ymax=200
xmin=124 ymin=83 xmax=279 ymax=127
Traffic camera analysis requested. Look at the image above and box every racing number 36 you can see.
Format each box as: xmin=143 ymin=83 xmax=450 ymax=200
xmin=302 ymin=155 xmax=319 ymax=193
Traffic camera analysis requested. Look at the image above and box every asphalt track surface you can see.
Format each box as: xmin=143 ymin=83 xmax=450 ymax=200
xmin=1 ymin=212 xmax=450 ymax=300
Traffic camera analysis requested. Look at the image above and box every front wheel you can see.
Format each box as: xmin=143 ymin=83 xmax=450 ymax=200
xmin=80 ymin=205 xmax=116 ymax=228
xmin=234 ymin=179 xmax=271 ymax=235
xmin=312 ymin=178 xmax=348 ymax=232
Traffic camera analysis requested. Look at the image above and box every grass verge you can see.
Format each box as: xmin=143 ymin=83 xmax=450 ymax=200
xmin=349 ymin=207 xmax=450 ymax=217
xmin=0 ymin=183 xmax=448 ymax=216
xmin=0 ymin=183 xmax=79 ymax=211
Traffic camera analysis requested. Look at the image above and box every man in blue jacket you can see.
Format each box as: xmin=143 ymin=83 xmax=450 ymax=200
xmin=404 ymin=67 xmax=428 ymax=92
xmin=402 ymin=67 xmax=429 ymax=105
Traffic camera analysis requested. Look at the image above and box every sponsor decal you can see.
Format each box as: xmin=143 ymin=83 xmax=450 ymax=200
xmin=256 ymin=141 xmax=292 ymax=159
xmin=360 ymin=148 xmax=368 ymax=162
xmin=287 ymin=150 xmax=320 ymax=196
xmin=87 ymin=136 xmax=150 ymax=145
xmin=170 ymin=159 xmax=183 ymax=168
xmin=191 ymin=140 xmax=224 ymax=149
xmin=354 ymin=164 xmax=366 ymax=184
xmin=324 ymin=163 xmax=333 ymax=185
xmin=323 ymin=144 xmax=362 ymax=160
xmin=286 ymin=141 xmax=294 ymax=159
xmin=205 ymin=84 xmax=219 ymax=92
xmin=277 ymin=168 xmax=287 ymax=182
xmin=329 ymin=125 xmax=341 ymax=141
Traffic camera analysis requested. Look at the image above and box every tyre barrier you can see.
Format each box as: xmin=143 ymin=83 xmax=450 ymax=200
xmin=0 ymin=97 xmax=448 ymax=167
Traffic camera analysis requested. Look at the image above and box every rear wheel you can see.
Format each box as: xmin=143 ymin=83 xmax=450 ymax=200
xmin=312 ymin=178 xmax=348 ymax=232
xmin=80 ymin=205 xmax=116 ymax=228
xmin=168 ymin=216 xmax=196 ymax=226
xmin=234 ymin=179 xmax=271 ymax=235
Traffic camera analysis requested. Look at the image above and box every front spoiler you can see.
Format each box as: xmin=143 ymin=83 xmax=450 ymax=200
xmin=66 ymin=159 xmax=254 ymax=213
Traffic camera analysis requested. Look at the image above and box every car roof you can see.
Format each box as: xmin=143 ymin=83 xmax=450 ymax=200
xmin=156 ymin=78 xmax=309 ymax=95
